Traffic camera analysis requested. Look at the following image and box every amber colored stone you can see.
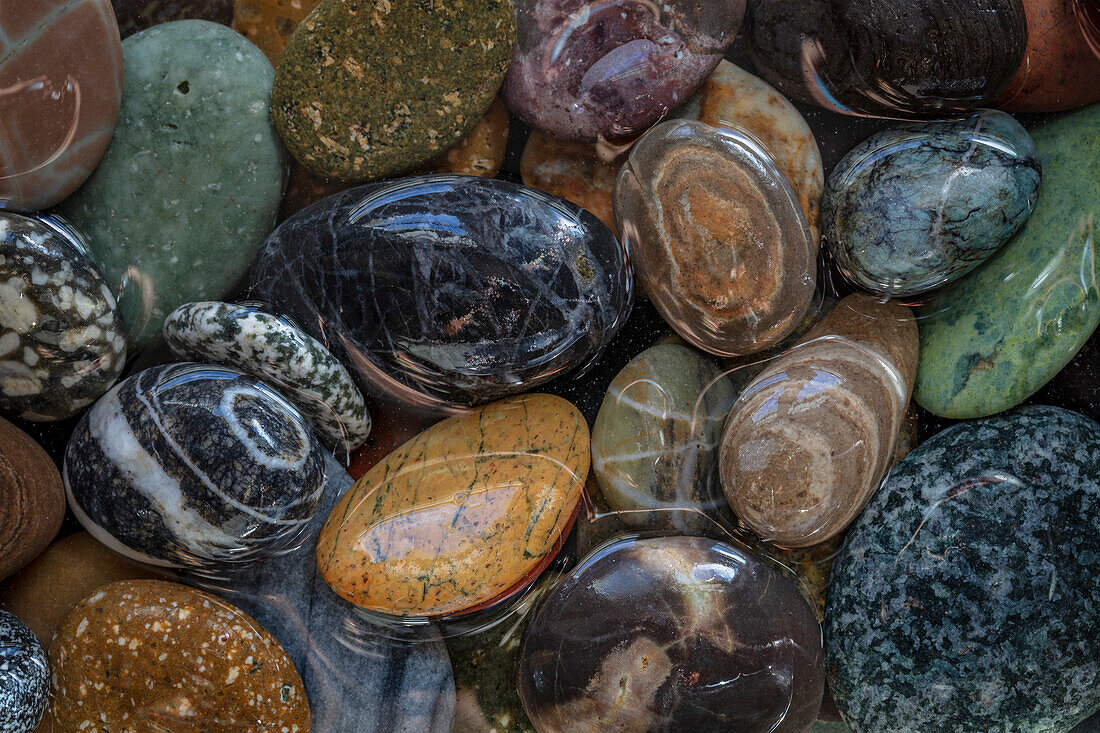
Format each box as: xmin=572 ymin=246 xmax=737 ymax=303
xmin=0 ymin=418 xmax=64 ymax=581
xmin=48 ymin=579 xmax=310 ymax=731
xmin=996 ymin=0 xmax=1100 ymax=112
xmin=520 ymin=131 xmax=623 ymax=234
xmin=317 ymin=394 xmax=589 ymax=617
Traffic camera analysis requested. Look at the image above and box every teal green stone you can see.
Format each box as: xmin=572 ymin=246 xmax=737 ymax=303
xmin=58 ymin=20 xmax=287 ymax=350
xmin=914 ymin=103 xmax=1100 ymax=418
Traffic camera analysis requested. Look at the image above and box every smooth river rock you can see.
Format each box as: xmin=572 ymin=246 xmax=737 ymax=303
xmin=826 ymin=406 xmax=1100 ymax=732
xmin=615 ymin=118 xmax=815 ymax=357
xmin=64 ymin=363 xmax=326 ymax=571
xmin=720 ymin=294 xmax=918 ymax=547
xmin=0 ymin=0 xmax=122 ymax=211
xmin=518 ymin=536 xmax=825 ymax=732
xmin=0 ymin=417 xmax=65 ymax=582
xmin=915 ymin=102 xmax=1100 ymax=418
xmin=744 ymin=0 xmax=1027 ymax=118
xmin=824 ymin=110 xmax=1042 ymax=297
xmin=58 ymin=20 xmax=287 ymax=350
xmin=0 ymin=610 xmax=48 ymax=733
xmin=48 ymin=579 xmax=310 ymax=731
xmin=0 ymin=212 xmax=127 ymax=421
xmin=251 ymin=175 xmax=632 ymax=408
xmin=317 ymin=394 xmax=588 ymax=617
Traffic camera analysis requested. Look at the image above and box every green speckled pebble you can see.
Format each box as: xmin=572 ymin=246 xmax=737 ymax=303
xmin=163 ymin=301 xmax=370 ymax=450
xmin=271 ymin=0 xmax=515 ymax=182
xmin=58 ymin=20 xmax=287 ymax=350
xmin=915 ymin=102 xmax=1100 ymax=418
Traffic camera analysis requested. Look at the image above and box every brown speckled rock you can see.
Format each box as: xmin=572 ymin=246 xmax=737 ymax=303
xmin=0 ymin=418 xmax=64 ymax=581
xmin=48 ymin=579 xmax=310 ymax=731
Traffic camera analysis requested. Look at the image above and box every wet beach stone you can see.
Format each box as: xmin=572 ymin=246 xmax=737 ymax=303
xmin=0 ymin=417 xmax=65 ymax=582
xmin=0 ymin=610 xmax=48 ymax=733
xmin=826 ymin=406 xmax=1100 ymax=731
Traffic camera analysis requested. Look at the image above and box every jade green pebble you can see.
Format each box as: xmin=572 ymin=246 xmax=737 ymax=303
xmin=58 ymin=20 xmax=287 ymax=350
xmin=914 ymin=102 xmax=1100 ymax=418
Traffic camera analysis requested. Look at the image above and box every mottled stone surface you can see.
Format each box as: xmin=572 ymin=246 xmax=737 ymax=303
xmin=0 ymin=213 xmax=126 ymax=421
xmin=616 ymin=119 xmax=815 ymax=357
xmin=112 ymin=0 xmax=234 ymax=36
xmin=58 ymin=20 xmax=287 ymax=349
xmin=699 ymin=61 xmax=824 ymax=245
xmin=272 ymin=0 xmax=515 ymax=182
xmin=996 ymin=0 xmax=1100 ymax=111
xmin=744 ymin=0 xmax=1027 ymax=117
xmin=916 ymin=102 xmax=1100 ymax=418
xmin=592 ymin=344 xmax=737 ymax=534
xmin=825 ymin=111 xmax=1041 ymax=297
xmin=48 ymin=579 xmax=309 ymax=731
xmin=0 ymin=417 xmax=64 ymax=581
xmin=0 ymin=610 xmax=48 ymax=733
xmin=317 ymin=394 xmax=588 ymax=616
xmin=518 ymin=536 xmax=824 ymax=731
xmin=520 ymin=131 xmax=623 ymax=234
xmin=252 ymin=175 xmax=632 ymax=408
xmin=0 ymin=0 xmax=122 ymax=211
xmin=826 ymin=406 xmax=1100 ymax=732
xmin=164 ymin=301 xmax=371 ymax=450
xmin=504 ymin=0 xmax=744 ymax=142
xmin=64 ymin=363 xmax=326 ymax=570
xmin=721 ymin=295 xmax=918 ymax=547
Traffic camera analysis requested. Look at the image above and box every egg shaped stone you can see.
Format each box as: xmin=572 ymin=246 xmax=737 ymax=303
xmin=824 ymin=111 xmax=1042 ymax=297
xmin=0 ymin=610 xmax=48 ymax=733
xmin=744 ymin=0 xmax=1027 ymax=118
xmin=826 ymin=406 xmax=1100 ymax=731
xmin=517 ymin=536 xmax=825 ymax=732
xmin=504 ymin=0 xmax=744 ymax=142
xmin=64 ymin=363 xmax=326 ymax=570
xmin=0 ymin=212 xmax=127 ymax=421
xmin=0 ymin=417 xmax=65 ymax=581
xmin=251 ymin=175 xmax=632 ymax=408
xmin=316 ymin=394 xmax=589 ymax=617
xmin=615 ymin=119 xmax=815 ymax=357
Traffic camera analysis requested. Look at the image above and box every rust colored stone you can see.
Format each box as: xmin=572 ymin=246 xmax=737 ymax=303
xmin=0 ymin=417 xmax=64 ymax=581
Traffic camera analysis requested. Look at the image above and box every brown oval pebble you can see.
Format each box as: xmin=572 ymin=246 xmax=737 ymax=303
xmin=719 ymin=294 xmax=918 ymax=547
xmin=0 ymin=418 xmax=64 ymax=581
xmin=48 ymin=579 xmax=310 ymax=732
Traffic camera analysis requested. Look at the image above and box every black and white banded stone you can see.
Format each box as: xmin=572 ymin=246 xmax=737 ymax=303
xmin=0 ymin=212 xmax=126 ymax=421
xmin=0 ymin=610 xmax=48 ymax=733
xmin=63 ymin=362 xmax=326 ymax=571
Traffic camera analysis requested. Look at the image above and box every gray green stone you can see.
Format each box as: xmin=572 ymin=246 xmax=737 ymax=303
xmin=915 ymin=102 xmax=1100 ymax=418
xmin=824 ymin=110 xmax=1040 ymax=297
xmin=58 ymin=20 xmax=287 ymax=350
xmin=825 ymin=405 xmax=1100 ymax=732
xmin=591 ymin=344 xmax=737 ymax=534
xmin=163 ymin=301 xmax=370 ymax=451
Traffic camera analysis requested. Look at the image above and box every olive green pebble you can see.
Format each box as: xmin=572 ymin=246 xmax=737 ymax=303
xmin=271 ymin=0 xmax=516 ymax=182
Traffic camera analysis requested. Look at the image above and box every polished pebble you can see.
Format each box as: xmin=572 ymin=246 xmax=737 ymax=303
xmin=0 ymin=610 xmax=48 ymax=733
xmin=0 ymin=417 xmax=65 ymax=581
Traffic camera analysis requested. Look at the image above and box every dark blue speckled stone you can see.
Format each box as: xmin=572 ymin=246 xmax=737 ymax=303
xmin=250 ymin=175 xmax=633 ymax=408
xmin=825 ymin=405 xmax=1100 ymax=732
xmin=0 ymin=610 xmax=48 ymax=733
xmin=823 ymin=110 xmax=1040 ymax=296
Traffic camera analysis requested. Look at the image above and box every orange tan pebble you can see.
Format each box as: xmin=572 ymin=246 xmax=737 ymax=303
xmin=316 ymin=394 xmax=589 ymax=617
xmin=520 ymin=130 xmax=623 ymax=234
xmin=232 ymin=0 xmax=321 ymax=65
xmin=47 ymin=579 xmax=309 ymax=732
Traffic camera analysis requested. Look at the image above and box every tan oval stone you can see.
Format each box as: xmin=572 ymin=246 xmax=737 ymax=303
xmin=317 ymin=394 xmax=589 ymax=617
xmin=0 ymin=418 xmax=65 ymax=581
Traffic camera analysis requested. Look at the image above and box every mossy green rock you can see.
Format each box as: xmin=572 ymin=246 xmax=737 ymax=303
xmin=58 ymin=20 xmax=287 ymax=350
xmin=915 ymin=103 xmax=1100 ymax=418
xmin=271 ymin=0 xmax=515 ymax=182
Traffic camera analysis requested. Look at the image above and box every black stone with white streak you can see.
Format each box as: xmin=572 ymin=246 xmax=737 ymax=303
xmin=0 ymin=610 xmax=48 ymax=733
xmin=63 ymin=363 xmax=326 ymax=572
xmin=0 ymin=212 xmax=126 ymax=421
xmin=250 ymin=175 xmax=633 ymax=407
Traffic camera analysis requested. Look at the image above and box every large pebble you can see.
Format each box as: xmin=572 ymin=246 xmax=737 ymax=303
xmin=518 ymin=536 xmax=824 ymax=731
xmin=251 ymin=175 xmax=632 ymax=408
xmin=826 ymin=406 xmax=1100 ymax=731
xmin=615 ymin=119 xmax=815 ymax=357
xmin=64 ymin=363 xmax=326 ymax=570
xmin=916 ymin=101 xmax=1100 ymax=418
xmin=0 ymin=610 xmax=48 ymax=733
xmin=0 ymin=0 xmax=122 ymax=211
xmin=58 ymin=20 xmax=287 ymax=349
xmin=720 ymin=294 xmax=918 ymax=547
xmin=824 ymin=111 xmax=1041 ymax=297
xmin=0 ymin=212 xmax=126 ymax=421
xmin=316 ymin=394 xmax=588 ymax=617
xmin=48 ymin=579 xmax=309 ymax=731
xmin=0 ymin=417 xmax=64 ymax=581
